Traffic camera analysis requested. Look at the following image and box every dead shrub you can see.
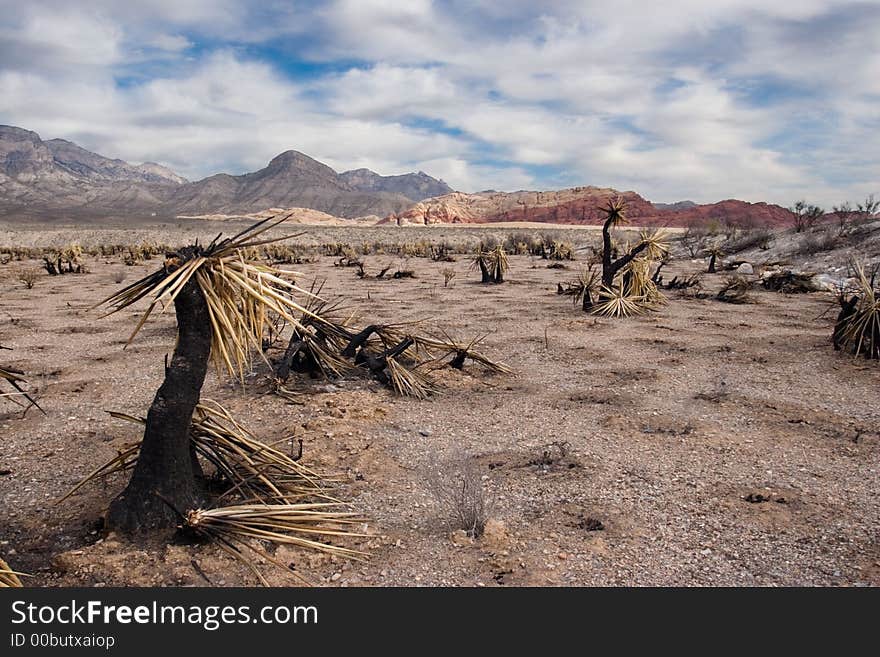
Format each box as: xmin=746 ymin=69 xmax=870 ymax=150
xmin=17 ymin=267 xmax=40 ymax=289
xmin=716 ymin=275 xmax=754 ymax=304
xmin=796 ymin=231 xmax=839 ymax=256
xmin=441 ymin=267 xmax=456 ymax=287
xmin=428 ymin=452 xmax=489 ymax=537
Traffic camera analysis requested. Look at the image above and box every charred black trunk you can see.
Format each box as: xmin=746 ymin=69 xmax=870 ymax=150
xmin=341 ymin=325 xmax=378 ymax=359
xmin=275 ymin=338 xmax=321 ymax=380
xmin=652 ymin=261 xmax=666 ymax=284
xmin=107 ymin=271 xmax=210 ymax=534
xmin=833 ymin=295 xmax=859 ymax=352
xmin=356 ymin=338 xmax=414 ymax=385
xmin=478 ymin=257 xmax=492 ymax=284
xmin=582 ymin=289 xmax=593 ymax=311
xmin=708 ymin=253 xmax=717 ymax=274
xmin=601 ymin=215 xmax=648 ymax=288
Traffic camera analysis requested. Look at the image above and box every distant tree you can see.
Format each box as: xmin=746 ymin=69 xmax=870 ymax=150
xmin=832 ymin=202 xmax=855 ymax=236
xmin=857 ymin=194 xmax=879 ymax=221
xmin=705 ymin=245 xmax=724 ymax=274
xmin=680 ymin=222 xmax=708 ymax=258
xmin=790 ymin=200 xmax=824 ymax=232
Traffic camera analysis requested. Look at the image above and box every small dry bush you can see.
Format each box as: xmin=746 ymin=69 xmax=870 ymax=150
xmin=17 ymin=267 xmax=40 ymax=289
xmin=441 ymin=267 xmax=456 ymax=287
xmin=428 ymin=452 xmax=489 ymax=537
xmin=724 ymin=229 xmax=774 ymax=254
xmin=796 ymin=231 xmax=839 ymax=256
xmin=716 ymin=275 xmax=754 ymax=304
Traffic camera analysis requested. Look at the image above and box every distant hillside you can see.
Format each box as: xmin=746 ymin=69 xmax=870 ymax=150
xmin=1 ymin=123 xmax=796 ymax=227
xmin=0 ymin=125 xmax=452 ymax=220
xmin=339 ymin=168 xmax=452 ymax=200
xmin=163 ymin=150 xmax=448 ymax=218
xmin=384 ymin=188 xmax=795 ymax=228
xmin=653 ymin=200 xmax=697 ymax=212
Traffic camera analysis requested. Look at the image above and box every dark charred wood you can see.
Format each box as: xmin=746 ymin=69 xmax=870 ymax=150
xmin=450 ymin=351 xmax=467 ymax=370
xmin=601 ymin=213 xmax=649 ymax=288
xmin=582 ymin=289 xmax=593 ymax=311
xmin=107 ymin=254 xmax=210 ymax=535
xmin=341 ymin=325 xmax=378 ymax=358
xmin=833 ymin=295 xmax=859 ymax=351
xmin=478 ymin=257 xmax=492 ymax=284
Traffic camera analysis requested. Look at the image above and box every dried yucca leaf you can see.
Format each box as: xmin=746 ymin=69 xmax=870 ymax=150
xmin=835 ymin=262 xmax=880 ymax=359
xmin=59 ymin=401 xmax=333 ymax=505
xmin=185 ymin=503 xmax=366 ymax=560
xmin=95 ymin=215 xmax=319 ymax=381
xmin=591 ymin=286 xmax=650 ymax=318
xmin=0 ymin=557 xmax=24 ymax=587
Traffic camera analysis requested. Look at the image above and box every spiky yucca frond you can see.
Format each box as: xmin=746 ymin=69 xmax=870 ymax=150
xmin=558 ymin=267 xmax=600 ymax=309
xmin=60 ymin=401 xmax=331 ymax=504
xmin=489 ymin=245 xmax=509 ymax=280
xmin=0 ymin=361 xmax=42 ymax=414
xmin=601 ymin=197 xmax=628 ymax=227
xmin=624 ymin=258 xmax=667 ymax=306
xmin=278 ymin=279 xmax=354 ymax=379
xmin=386 ymin=357 xmax=436 ymax=399
xmin=417 ymin=332 xmax=513 ymax=374
xmin=185 ymin=504 xmax=365 ymax=562
xmin=97 ymin=216 xmax=316 ymax=380
xmin=836 ymin=263 xmax=880 ymax=359
xmin=370 ymin=323 xmax=428 ymax=361
xmin=637 ymin=228 xmax=671 ymax=261
xmin=0 ymin=557 xmax=23 ymax=587
xmin=591 ymin=286 xmax=649 ymax=318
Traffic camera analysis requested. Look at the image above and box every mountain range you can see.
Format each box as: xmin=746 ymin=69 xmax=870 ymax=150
xmin=385 ymin=189 xmax=794 ymax=228
xmin=0 ymin=125 xmax=452 ymax=221
xmin=0 ymin=124 xmax=794 ymax=227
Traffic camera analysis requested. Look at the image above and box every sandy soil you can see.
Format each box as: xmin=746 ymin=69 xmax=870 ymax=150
xmin=0 ymin=240 xmax=878 ymax=587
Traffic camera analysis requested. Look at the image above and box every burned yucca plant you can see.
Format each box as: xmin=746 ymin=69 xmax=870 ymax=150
xmin=61 ymin=400 xmax=333 ymax=506
xmin=705 ymin=244 xmax=724 ymax=274
xmin=417 ymin=332 xmax=513 ymax=374
xmin=95 ymin=216 xmax=319 ymax=532
xmin=471 ymin=245 xmax=509 ymax=284
xmin=274 ymin=280 xmax=353 ymax=382
xmin=558 ymin=266 xmax=600 ymax=311
xmin=833 ymin=263 xmax=879 ymax=359
xmin=584 ymin=199 xmax=670 ymax=317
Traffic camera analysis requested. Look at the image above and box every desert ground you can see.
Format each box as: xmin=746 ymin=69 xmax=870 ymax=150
xmin=0 ymin=222 xmax=878 ymax=587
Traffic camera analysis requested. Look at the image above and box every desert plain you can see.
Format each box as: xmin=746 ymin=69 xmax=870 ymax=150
xmin=0 ymin=220 xmax=877 ymax=587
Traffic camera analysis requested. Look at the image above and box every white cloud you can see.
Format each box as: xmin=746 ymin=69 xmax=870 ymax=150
xmin=0 ymin=0 xmax=877 ymax=207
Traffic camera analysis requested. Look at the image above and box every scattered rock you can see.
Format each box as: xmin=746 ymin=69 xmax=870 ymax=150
xmin=480 ymin=519 xmax=508 ymax=547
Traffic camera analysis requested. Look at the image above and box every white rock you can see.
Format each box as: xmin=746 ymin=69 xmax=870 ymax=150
xmin=736 ymin=263 xmax=754 ymax=275
xmin=811 ymin=274 xmax=839 ymax=291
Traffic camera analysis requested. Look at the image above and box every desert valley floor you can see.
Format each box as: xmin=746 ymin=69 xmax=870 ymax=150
xmin=0 ymin=227 xmax=878 ymax=587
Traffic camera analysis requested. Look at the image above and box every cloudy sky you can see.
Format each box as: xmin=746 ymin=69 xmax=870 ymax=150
xmin=0 ymin=1 xmax=877 ymax=205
